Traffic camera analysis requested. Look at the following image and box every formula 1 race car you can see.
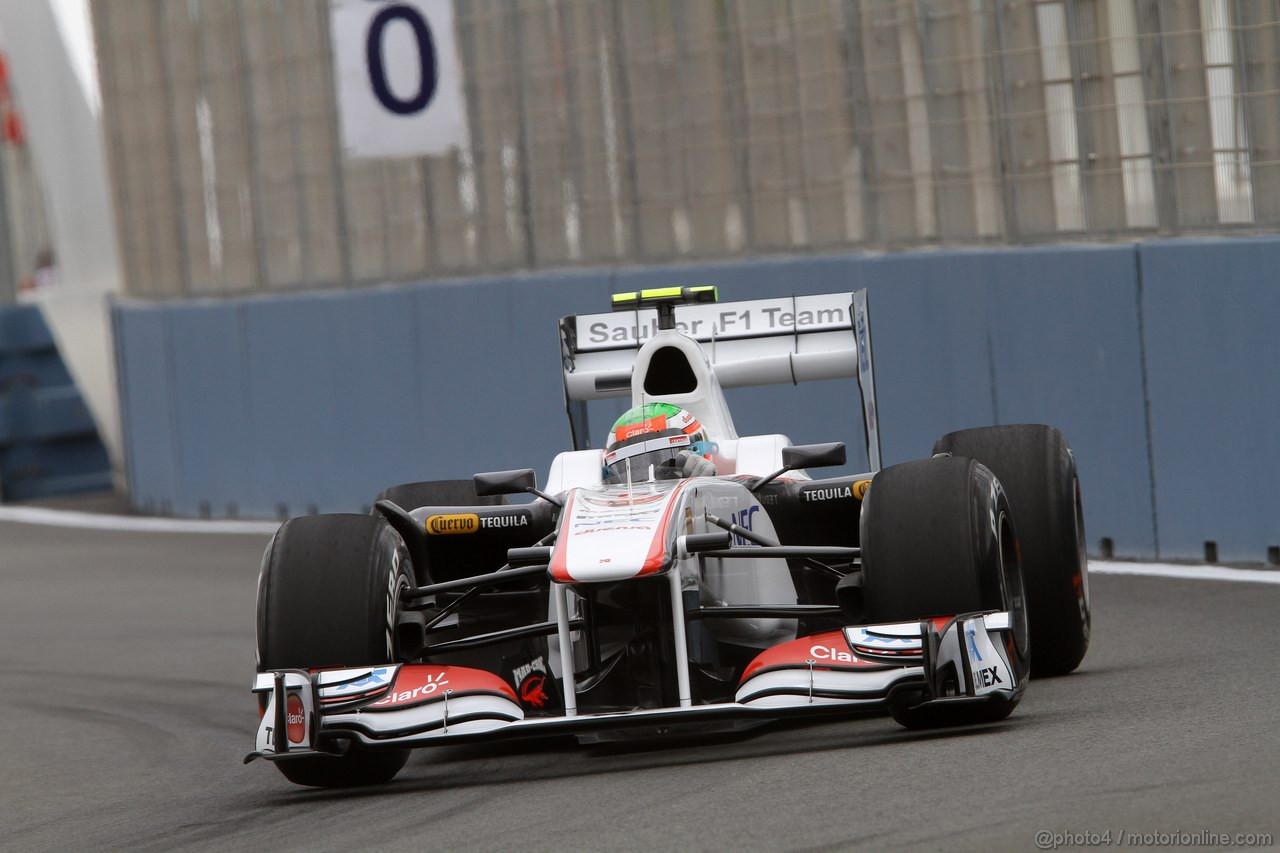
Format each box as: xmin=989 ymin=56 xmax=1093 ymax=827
xmin=247 ymin=287 xmax=1091 ymax=787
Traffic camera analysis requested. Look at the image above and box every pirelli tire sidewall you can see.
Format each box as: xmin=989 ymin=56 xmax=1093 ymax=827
xmin=256 ymin=513 xmax=412 ymax=787
xmin=932 ymin=424 xmax=1090 ymax=677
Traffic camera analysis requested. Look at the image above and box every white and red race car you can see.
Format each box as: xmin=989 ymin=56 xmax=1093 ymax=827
xmin=248 ymin=287 xmax=1090 ymax=787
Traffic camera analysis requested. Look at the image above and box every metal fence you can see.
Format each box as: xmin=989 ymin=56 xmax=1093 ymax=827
xmin=89 ymin=0 xmax=1280 ymax=300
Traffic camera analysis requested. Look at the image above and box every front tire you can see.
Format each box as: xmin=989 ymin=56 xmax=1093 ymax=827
xmin=256 ymin=514 xmax=413 ymax=787
xmin=933 ymin=425 xmax=1090 ymax=677
xmin=860 ymin=456 xmax=1029 ymax=727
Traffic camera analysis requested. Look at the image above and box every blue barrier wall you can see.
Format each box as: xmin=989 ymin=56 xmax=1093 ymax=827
xmin=1137 ymin=238 xmax=1280 ymax=562
xmin=857 ymin=246 xmax=1156 ymax=557
xmin=111 ymin=238 xmax=1280 ymax=562
xmin=0 ymin=304 xmax=112 ymax=500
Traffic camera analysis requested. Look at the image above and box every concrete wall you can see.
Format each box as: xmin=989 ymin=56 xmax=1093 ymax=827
xmin=112 ymin=237 xmax=1280 ymax=563
xmin=2 ymin=0 xmax=125 ymax=483
xmin=90 ymin=0 xmax=1280 ymax=301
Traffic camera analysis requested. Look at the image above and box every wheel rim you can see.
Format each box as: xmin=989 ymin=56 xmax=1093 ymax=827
xmin=998 ymin=510 xmax=1030 ymax=662
xmin=1072 ymin=476 xmax=1091 ymax=637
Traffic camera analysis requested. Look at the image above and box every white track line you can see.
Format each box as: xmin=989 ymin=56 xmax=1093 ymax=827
xmin=0 ymin=505 xmax=279 ymax=535
xmin=1089 ymin=560 xmax=1280 ymax=585
xmin=1 ymin=506 xmax=1278 ymax=584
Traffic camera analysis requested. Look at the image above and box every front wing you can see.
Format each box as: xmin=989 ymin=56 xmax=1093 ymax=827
xmin=246 ymin=611 xmax=1021 ymax=762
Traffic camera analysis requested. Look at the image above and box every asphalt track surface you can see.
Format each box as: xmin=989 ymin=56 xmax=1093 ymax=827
xmin=3 ymin=520 xmax=1278 ymax=852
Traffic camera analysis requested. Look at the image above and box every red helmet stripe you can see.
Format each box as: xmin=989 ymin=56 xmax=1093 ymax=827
xmin=614 ymin=414 xmax=668 ymax=443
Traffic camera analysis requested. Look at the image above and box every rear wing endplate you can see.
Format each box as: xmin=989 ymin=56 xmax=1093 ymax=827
xmin=559 ymin=291 xmax=881 ymax=471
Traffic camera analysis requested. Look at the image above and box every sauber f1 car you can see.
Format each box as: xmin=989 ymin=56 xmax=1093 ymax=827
xmin=248 ymin=287 xmax=1091 ymax=787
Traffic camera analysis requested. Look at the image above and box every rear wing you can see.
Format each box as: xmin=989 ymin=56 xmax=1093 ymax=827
xmin=558 ymin=290 xmax=882 ymax=471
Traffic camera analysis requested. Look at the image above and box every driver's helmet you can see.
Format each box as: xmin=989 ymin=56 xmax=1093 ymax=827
xmin=603 ymin=402 xmax=712 ymax=484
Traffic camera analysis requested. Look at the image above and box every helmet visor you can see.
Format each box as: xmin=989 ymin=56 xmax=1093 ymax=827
xmin=603 ymin=432 xmax=694 ymax=484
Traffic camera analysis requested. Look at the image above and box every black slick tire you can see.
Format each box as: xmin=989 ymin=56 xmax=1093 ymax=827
xmin=932 ymin=425 xmax=1090 ymax=677
xmin=860 ymin=456 xmax=1029 ymax=728
xmin=256 ymin=514 xmax=413 ymax=788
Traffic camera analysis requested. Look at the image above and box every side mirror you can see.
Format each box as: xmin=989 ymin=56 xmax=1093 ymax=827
xmin=781 ymin=442 xmax=847 ymax=471
xmin=506 ymin=546 xmax=553 ymax=567
xmin=754 ymin=442 xmax=847 ymax=491
xmin=474 ymin=468 xmax=537 ymax=497
xmin=473 ymin=468 xmax=562 ymax=507
xmin=676 ymin=531 xmax=732 ymax=558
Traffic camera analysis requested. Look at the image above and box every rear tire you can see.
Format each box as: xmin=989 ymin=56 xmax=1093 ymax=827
xmin=256 ymin=514 xmax=413 ymax=787
xmin=933 ymin=425 xmax=1089 ymax=677
xmin=860 ymin=456 xmax=1029 ymax=727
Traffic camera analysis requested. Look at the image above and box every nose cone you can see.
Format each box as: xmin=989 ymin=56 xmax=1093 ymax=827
xmin=549 ymin=482 xmax=690 ymax=583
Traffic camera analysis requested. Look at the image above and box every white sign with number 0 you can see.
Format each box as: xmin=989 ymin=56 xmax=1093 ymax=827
xmin=329 ymin=0 xmax=469 ymax=158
